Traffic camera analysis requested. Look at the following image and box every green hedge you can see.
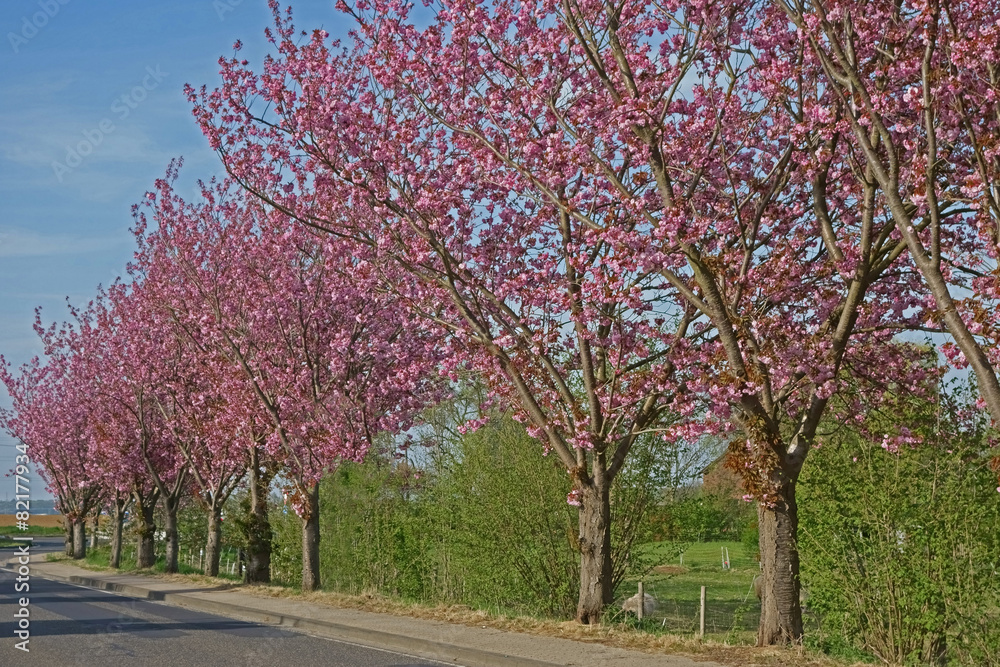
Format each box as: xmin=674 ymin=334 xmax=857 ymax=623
xmin=799 ymin=392 xmax=1000 ymax=666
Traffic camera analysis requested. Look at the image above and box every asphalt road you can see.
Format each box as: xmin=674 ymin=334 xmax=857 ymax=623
xmin=8 ymin=536 xmax=65 ymax=557
xmin=0 ymin=542 xmax=456 ymax=667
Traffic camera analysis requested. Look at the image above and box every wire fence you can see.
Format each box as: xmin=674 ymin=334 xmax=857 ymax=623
xmin=616 ymin=576 xmax=762 ymax=634
xmin=641 ymin=597 xmax=761 ymax=633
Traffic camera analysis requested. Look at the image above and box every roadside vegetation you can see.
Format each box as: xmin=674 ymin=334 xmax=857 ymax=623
xmin=38 ymin=381 xmax=997 ymax=665
xmin=5 ymin=1 xmax=1000 ymax=663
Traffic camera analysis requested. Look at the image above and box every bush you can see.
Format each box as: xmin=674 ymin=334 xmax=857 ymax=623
xmin=268 ymin=496 xmax=304 ymax=586
xmin=317 ymin=452 xmax=437 ymax=598
xmin=313 ymin=416 xmax=580 ymax=616
xmin=647 ymin=489 xmax=755 ymax=544
xmin=290 ymin=408 xmax=676 ymax=619
xmin=799 ymin=397 xmax=1000 ymax=666
xmin=437 ymin=417 xmax=580 ymax=616
xmin=174 ymin=496 xmax=208 ymax=564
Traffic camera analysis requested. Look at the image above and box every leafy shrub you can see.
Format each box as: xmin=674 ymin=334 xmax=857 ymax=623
xmin=268 ymin=496 xmax=304 ymax=586
xmin=799 ymin=391 xmax=1000 ymax=666
xmin=280 ymin=407 xmax=675 ymax=619
xmin=647 ymin=490 xmax=755 ymax=543
xmin=313 ymin=416 xmax=580 ymax=616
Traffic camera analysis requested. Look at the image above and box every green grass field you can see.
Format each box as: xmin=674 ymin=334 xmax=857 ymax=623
xmin=617 ymin=540 xmax=760 ymax=638
xmin=76 ymin=545 xmax=244 ymax=581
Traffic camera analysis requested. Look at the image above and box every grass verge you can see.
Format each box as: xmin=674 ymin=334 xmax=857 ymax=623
xmin=43 ymin=546 xmax=873 ymax=667
xmin=49 ymin=546 xmax=244 ymax=582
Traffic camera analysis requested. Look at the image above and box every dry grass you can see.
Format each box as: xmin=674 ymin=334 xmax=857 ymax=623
xmin=0 ymin=513 xmax=65 ymax=528
xmin=222 ymin=585 xmax=871 ymax=667
xmin=45 ymin=557 xmax=868 ymax=667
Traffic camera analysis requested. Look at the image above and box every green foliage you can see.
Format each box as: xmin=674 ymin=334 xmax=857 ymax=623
xmin=84 ymin=545 xmax=112 ymax=568
xmin=318 ymin=453 xmax=437 ymax=599
xmin=174 ymin=496 xmax=208 ymax=558
xmin=799 ymin=387 xmax=1000 ymax=666
xmin=268 ymin=497 xmax=303 ymax=586
xmin=435 ymin=417 xmax=580 ymax=616
xmin=647 ymin=490 xmax=755 ymax=544
xmin=254 ymin=408 xmax=675 ymax=619
xmin=313 ymin=416 xmax=580 ymax=616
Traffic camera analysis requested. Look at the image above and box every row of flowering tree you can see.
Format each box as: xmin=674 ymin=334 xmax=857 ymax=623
xmin=183 ymin=0 xmax=959 ymax=643
xmin=1 ymin=164 xmax=440 ymax=590
xmin=0 ymin=345 xmax=104 ymax=559
xmin=6 ymin=0 xmax=1000 ymax=648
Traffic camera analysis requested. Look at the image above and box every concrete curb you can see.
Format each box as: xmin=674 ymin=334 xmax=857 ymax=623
xmin=17 ymin=563 xmax=559 ymax=667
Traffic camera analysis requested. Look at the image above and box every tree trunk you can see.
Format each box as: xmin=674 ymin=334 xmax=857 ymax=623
xmin=110 ymin=503 xmax=125 ymax=569
xmin=136 ymin=498 xmax=157 ymax=569
xmin=757 ymin=482 xmax=803 ymax=645
xmin=301 ymin=482 xmax=321 ymax=592
xmin=163 ymin=496 xmax=180 ymax=574
xmin=63 ymin=515 xmax=74 ymax=557
xmin=575 ymin=474 xmax=612 ymax=624
xmin=244 ymin=448 xmax=273 ymax=584
xmin=71 ymin=520 xmax=86 ymax=560
xmin=90 ymin=513 xmax=99 ymax=549
xmin=204 ymin=508 xmax=223 ymax=577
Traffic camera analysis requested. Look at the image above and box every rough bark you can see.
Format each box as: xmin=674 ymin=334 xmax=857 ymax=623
xmin=243 ymin=447 xmax=274 ymax=584
xmin=71 ymin=520 xmax=86 ymax=560
xmin=63 ymin=515 xmax=74 ymax=557
xmin=89 ymin=513 xmax=99 ymax=549
xmin=204 ymin=509 xmax=223 ymax=577
xmin=300 ymin=482 xmax=321 ymax=592
xmin=756 ymin=482 xmax=803 ymax=646
xmin=110 ymin=503 xmax=125 ymax=569
xmin=575 ymin=474 xmax=612 ymax=624
xmin=135 ymin=497 xmax=157 ymax=568
xmin=163 ymin=495 xmax=181 ymax=574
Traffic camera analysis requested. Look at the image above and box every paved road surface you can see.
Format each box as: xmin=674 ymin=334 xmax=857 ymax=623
xmin=4 ymin=536 xmax=65 ymax=557
xmin=0 ymin=544 xmax=455 ymax=666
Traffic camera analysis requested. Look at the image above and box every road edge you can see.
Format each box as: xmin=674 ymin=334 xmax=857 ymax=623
xmin=11 ymin=561 xmax=559 ymax=667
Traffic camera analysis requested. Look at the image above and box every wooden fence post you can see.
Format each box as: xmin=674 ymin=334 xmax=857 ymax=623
xmin=637 ymin=581 xmax=644 ymax=621
xmin=699 ymin=586 xmax=706 ymax=638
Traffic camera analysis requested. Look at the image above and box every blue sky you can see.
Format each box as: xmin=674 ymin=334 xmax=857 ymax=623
xmin=0 ymin=0 xmax=352 ymax=500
